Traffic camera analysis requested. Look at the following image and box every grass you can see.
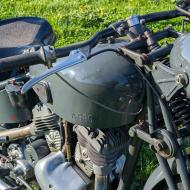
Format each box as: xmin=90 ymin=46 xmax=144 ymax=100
xmin=0 ymin=0 xmax=181 ymax=47
xmin=0 ymin=0 xmax=185 ymax=189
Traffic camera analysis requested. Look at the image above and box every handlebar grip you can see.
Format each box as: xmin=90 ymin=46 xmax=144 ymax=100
xmin=140 ymin=10 xmax=185 ymax=23
xmin=0 ymin=51 xmax=45 ymax=73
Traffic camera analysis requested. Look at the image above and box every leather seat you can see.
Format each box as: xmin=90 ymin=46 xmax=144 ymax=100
xmin=0 ymin=17 xmax=56 ymax=58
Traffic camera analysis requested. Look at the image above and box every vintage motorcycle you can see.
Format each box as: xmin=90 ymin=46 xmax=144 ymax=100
xmin=1 ymin=0 xmax=190 ymax=190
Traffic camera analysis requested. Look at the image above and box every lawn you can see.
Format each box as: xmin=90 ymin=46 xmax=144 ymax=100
xmin=0 ymin=0 xmax=179 ymax=47
xmin=0 ymin=0 xmax=184 ymax=189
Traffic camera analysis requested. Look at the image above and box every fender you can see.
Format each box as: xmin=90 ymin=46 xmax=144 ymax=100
xmin=143 ymin=158 xmax=177 ymax=190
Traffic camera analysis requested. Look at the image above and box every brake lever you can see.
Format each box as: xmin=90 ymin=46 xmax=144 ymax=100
xmin=21 ymin=49 xmax=87 ymax=94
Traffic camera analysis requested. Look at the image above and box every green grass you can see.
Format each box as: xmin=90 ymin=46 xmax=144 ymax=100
xmin=0 ymin=0 xmax=181 ymax=47
xmin=0 ymin=0 xmax=185 ymax=189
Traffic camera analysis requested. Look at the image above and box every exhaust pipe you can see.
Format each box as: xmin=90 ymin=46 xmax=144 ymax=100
xmin=0 ymin=125 xmax=32 ymax=142
xmin=0 ymin=113 xmax=59 ymax=142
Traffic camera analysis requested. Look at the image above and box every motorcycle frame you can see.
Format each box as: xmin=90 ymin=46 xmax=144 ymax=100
xmin=116 ymin=72 xmax=190 ymax=190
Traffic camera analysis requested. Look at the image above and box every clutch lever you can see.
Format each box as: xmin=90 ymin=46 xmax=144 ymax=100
xmin=21 ymin=49 xmax=87 ymax=94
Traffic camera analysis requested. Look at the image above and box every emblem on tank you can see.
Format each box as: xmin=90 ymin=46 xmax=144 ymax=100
xmin=72 ymin=113 xmax=94 ymax=124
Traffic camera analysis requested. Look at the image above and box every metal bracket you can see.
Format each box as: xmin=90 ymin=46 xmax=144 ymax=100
xmin=24 ymin=45 xmax=56 ymax=68
xmin=129 ymin=125 xmax=176 ymax=159
xmin=43 ymin=45 xmax=56 ymax=68
xmin=119 ymin=47 xmax=146 ymax=67
xmin=151 ymin=62 xmax=188 ymax=101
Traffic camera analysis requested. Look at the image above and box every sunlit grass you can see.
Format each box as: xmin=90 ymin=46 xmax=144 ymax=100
xmin=0 ymin=0 xmax=179 ymax=47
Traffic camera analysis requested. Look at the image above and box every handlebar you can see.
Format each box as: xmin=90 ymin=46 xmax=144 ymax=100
xmin=0 ymin=9 xmax=187 ymax=73
xmin=55 ymin=9 xmax=185 ymax=58
xmin=55 ymin=27 xmax=117 ymax=58
xmin=0 ymin=51 xmax=46 ymax=73
xmin=140 ymin=10 xmax=185 ymax=23
xmin=0 ymin=27 xmax=117 ymax=73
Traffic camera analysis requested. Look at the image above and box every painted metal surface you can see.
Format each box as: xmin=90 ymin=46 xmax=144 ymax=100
xmin=35 ymin=151 xmax=89 ymax=190
xmin=29 ymin=40 xmax=145 ymax=128
xmin=170 ymin=33 xmax=190 ymax=98
xmin=0 ymin=88 xmax=32 ymax=124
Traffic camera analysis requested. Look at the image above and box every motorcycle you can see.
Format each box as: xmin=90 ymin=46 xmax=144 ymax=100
xmin=1 ymin=0 xmax=190 ymax=189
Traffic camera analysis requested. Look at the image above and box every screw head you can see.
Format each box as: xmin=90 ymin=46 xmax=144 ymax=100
xmin=176 ymin=74 xmax=186 ymax=85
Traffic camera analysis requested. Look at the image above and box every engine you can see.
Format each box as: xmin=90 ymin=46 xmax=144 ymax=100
xmin=0 ymin=74 xmax=129 ymax=190
xmin=0 ymin=103 xmax=62 ymax=189
xmin=0 ymin=95 xmax=129 ymax=190
xmin=34 ymin=124 xmax=128 ymax=190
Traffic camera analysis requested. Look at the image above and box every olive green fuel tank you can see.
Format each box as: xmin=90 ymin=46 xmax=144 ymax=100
xmin=29 ymin=40 xmax=145 ymax=128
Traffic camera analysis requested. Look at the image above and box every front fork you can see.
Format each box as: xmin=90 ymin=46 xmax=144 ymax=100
xmin=117 ymin=135 xmax=142 ymax=190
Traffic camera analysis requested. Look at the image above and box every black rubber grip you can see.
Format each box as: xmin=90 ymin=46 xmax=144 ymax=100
xmin=0 ymin=51 xmax=45 ymax=73
xmin=140 ymin=10 xmax=185 ymax=23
